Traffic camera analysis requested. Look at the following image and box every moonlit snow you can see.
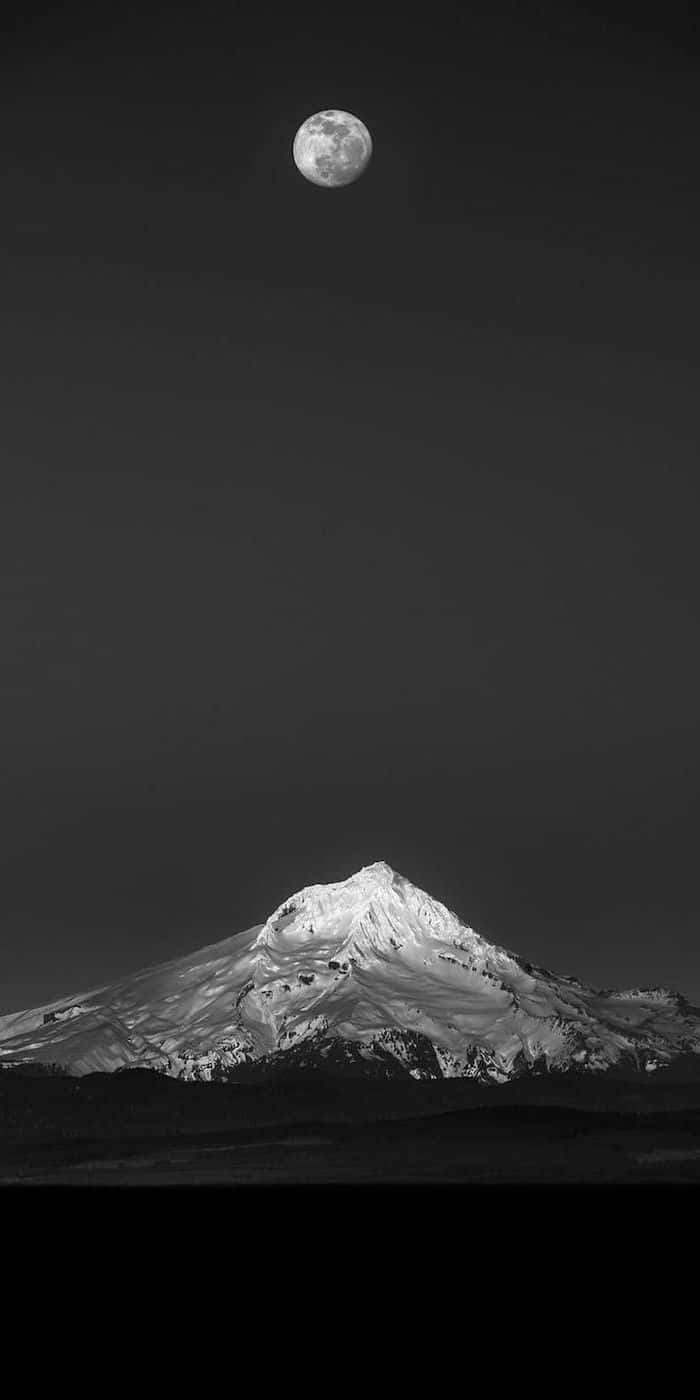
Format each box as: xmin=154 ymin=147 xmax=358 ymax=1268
xmin=1 ymin=861 xmax=698 ymax=1080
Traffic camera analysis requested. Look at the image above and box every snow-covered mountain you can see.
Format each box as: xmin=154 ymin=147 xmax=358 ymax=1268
xmin=1 ymin=861 xmax=699 ymax=1082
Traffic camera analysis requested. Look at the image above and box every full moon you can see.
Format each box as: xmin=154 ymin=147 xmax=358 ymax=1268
xmin=292 ymin=110 xmax=372 ymax=188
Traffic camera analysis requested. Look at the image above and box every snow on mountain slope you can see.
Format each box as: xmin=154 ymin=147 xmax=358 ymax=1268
xmin=1 ymin=861 xmax=699 ymax=1081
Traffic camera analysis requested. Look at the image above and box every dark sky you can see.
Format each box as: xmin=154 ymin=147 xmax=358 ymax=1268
xmin=2 ymin=0 xmax=700 ymax=1011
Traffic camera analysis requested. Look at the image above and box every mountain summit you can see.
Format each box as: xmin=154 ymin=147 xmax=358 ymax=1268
xmin=1 ymin=862 xmax=699 ymax=1081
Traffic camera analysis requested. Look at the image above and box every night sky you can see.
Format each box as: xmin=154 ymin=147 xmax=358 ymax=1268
xmin=2 ymin=0 xmax=700 ymax=1012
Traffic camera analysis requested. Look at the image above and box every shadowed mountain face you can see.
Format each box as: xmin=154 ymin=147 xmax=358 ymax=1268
xmin=1 ymin=862 xmax=699 ymax=1082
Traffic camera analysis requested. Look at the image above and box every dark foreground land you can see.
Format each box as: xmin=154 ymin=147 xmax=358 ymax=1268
xmin=2 ymin=1067 xmax=700 ymax=1185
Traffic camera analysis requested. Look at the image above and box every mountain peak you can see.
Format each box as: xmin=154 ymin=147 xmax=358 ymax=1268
xmin=255 ymin=860 xmax=476 ymax=967
xmin=336 ymin=860 xmax=403 ymax=897
xmin=356 ymin=859 xmax=397 ymax=882
xmin=313 ymin=860 xmax=399 ymax=892
xmin=263 ymin=860 xmax=402 ymax=927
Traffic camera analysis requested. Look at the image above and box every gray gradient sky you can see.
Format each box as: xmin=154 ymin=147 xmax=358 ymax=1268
xmin=2 ymin=1 xmax=699 ymax=1010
